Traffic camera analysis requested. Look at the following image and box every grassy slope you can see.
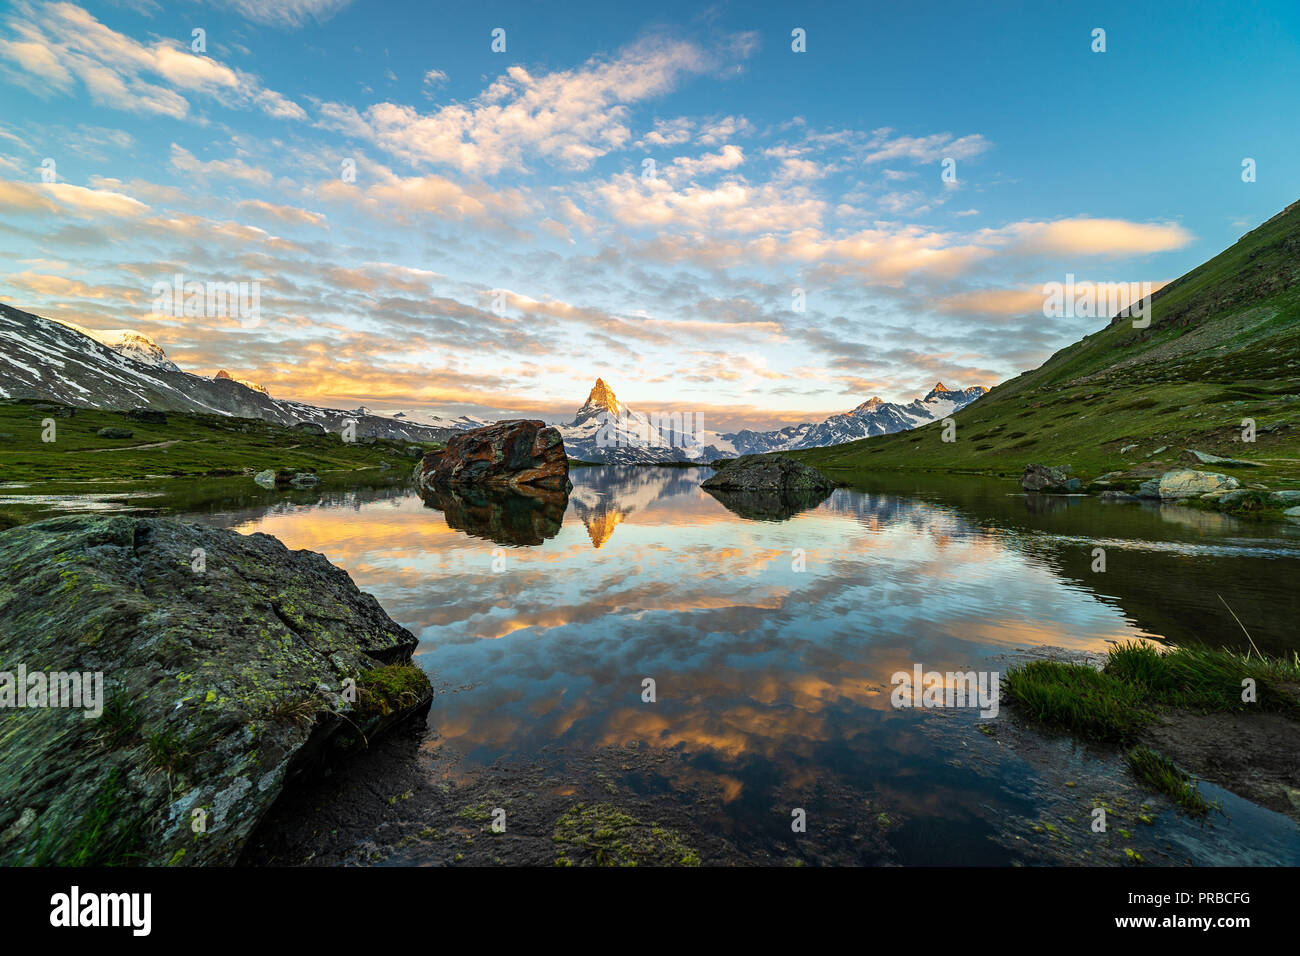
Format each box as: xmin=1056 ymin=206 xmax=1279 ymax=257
xmin=0 ymin=398 xmax=437 ymax=482
xmin=795 ymin=199 xmax=1300 ymax=486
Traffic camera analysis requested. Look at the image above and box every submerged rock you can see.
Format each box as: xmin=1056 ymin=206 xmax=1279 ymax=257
xmin=1099 ymin=490 xmax=1140 ymax=502
xmin=0 ymin=515 xmax=431 ymax=866
xmin=415 ymin=420 xmax=570 ymax=492
xmin=1157 ymin=469 xmax=1240 ymax=499
xmin=252 ymin=469 xmax=276 ymax=489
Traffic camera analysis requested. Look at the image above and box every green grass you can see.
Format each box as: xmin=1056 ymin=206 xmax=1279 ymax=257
xmin=22 ymin=768 xmax=146 ymax=866
xmin=1004 ymin=659 xmax=1150 ymax=742
xmin=1125 ymin=746 xmax=1218 ymax=816
xmin=1005 ymin=641 xmax=1300 ymax=742
xmin=791 ymin=199 xmax=1300 ymax=487
xmin=0 ymin=398 xmax=439 ymax=484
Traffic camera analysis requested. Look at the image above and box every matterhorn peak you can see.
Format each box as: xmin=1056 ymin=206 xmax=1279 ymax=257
xmin=580 ymin=377 xmax=623 ymax=417
xmin=213 ymin=368 xmax=269 ymax=395
xmin=852 ymin=396 xmax=885 ymax=413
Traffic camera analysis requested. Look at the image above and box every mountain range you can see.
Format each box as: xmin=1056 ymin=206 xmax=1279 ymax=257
xmin=0 ymin=300 xmax=988 ymax=461
xmin=557 ymin=377 xmax=987 ymax=463
xmin=795 ymin=197 xmax=1300 ymax=479
xmin=0 ymin=303 xmax=456 ymax=443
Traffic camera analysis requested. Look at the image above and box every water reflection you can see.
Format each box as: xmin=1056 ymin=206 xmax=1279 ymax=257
xmin=418 ymin=482 xmax=568 ymax=546
xmin=703 ymin=484 xmax=833 ymax=521
xmin=185 ymin=465 xmax=1300 ymax=864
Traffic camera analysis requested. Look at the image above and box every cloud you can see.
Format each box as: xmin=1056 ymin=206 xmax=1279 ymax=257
xmin=218 ymin=0 xmax=354 ymax=29
xmin=169 ymin=144 xmax=272 ymax=185
xmin=0 ymin=178 xmax=149 ymax=217
xmin=321 ymin=35 xmax=748 ymax=175
xmin=237 ymin=199 xmax=326 ymax=227
xmin=860 ymin=128 xmax=991 ymax=164
xmin=0 ymin=1 xmax=306 ymax=119
xmin=979 ymin=217 xmax=1193 ymax=257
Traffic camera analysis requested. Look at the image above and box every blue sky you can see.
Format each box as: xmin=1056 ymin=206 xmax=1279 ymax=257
xmin=1 ymin=0 xmax=1297 ymax=429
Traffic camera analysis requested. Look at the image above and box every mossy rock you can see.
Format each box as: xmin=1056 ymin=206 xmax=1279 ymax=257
xmin=0 ymin=515 xmax=432 ymax=866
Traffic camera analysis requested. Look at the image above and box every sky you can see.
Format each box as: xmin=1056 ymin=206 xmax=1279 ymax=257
xmin=0 ymin=0 xmax=1298 ymax=431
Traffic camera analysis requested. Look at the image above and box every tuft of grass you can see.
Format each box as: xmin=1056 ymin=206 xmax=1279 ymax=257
xmin=267 ymin=693 xmax=321 ymax=727
xmin=95 ymin=685 xmax=143 ymax=749
xmin=1003 ymin=659 xmax=1150 ymax=741
xmin=24 ymin=768 xmax=146 ymax=866
xmin=354 ymin=663 xmax=431 ymax=720
xmin=144 ymin=728 xmax=194 ymax=777
xmin=1006 ymin=642 xmax=1300 ymax=742
xmin=1125 ymin=746 xmax=1218 ymax=816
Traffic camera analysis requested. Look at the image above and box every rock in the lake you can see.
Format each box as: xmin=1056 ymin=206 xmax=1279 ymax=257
xmin=96 ymin=426 xmax=134 ymax=439
xmin=1020 ymin=463 xmax=1076 ymax=492
xmin=701 ymin=454 xmax=834 ymax=493
xmin=1268 ymin=490 xmax=1300 ymax=505
xmin=0 ymin=515 xmax=431 ymax=867
xmin=1157 ymin=469 xmax=1240 ymax=499
xmin=252 ymin=469 xmax=276 ymax=489
xmin=289 ymin=472 xmax=320 ymax=488
xmin=1136 ymin=479 xmax=1162 ymax=499
xmin=415 ymin=420 xmax=570 ymax=492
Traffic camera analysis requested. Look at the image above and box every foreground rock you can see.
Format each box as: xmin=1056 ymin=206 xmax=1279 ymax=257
xmin=415 ymin=419 xmax=570 ymax=493
xmin=701 ymin=454 xmax=834 ymax=494
xmin=1020 ymin=463 xmax=1081 ymax=492
xmin=0 ymin=515 xmax=431 ymax=866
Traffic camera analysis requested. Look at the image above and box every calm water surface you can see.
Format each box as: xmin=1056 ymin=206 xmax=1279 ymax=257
xmin=175 ymin=466 xmax=1300 ymax=865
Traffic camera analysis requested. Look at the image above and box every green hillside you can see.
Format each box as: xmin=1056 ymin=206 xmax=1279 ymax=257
xmin=0 ymin=399 xmax=436 ymax=483
xmin=796 ymin=199 xmax=1300 ymax=486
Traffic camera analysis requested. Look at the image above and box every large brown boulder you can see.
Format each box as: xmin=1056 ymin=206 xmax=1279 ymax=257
xmin=415 ymin=420 xmax=571 ymax=493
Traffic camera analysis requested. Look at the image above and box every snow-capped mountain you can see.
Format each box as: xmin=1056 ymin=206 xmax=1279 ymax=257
xmin=377 ymin=408 xmax=494 ymax=432
xmin=557 ymin=378 xmax=737 ymax=464
xmin=722 ymin=383 xmax=989 ymax=456
xmin=52 ymin=320 xmax=181 ymax=372
xmin=0 ymin=301 xmax=455 ymax=442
